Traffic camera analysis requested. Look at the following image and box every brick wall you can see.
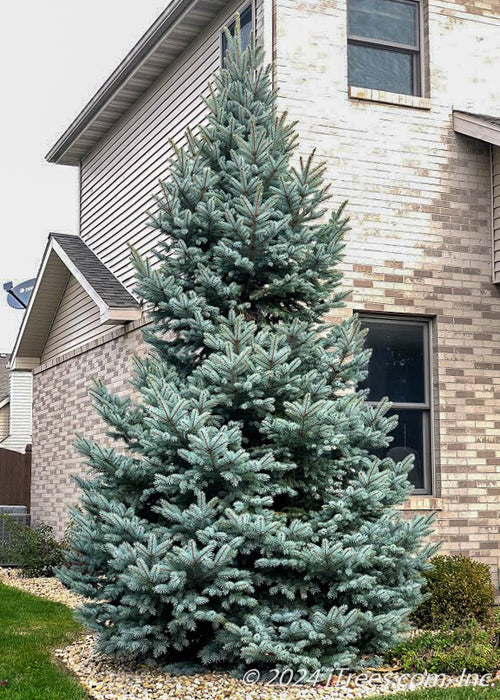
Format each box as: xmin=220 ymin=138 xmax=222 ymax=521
xmin=31 ymin=326 xmax=146 ymax=537
xmin=31 ymin=0 xmax=500 ymax=586
xmin=274 ymin=0 xmax=500 ymax=585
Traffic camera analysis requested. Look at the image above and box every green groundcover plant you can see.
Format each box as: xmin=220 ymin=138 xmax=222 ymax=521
xmin=386 ymin=621 xmax=500 ymax=675
xmin=59 ymin=17 xmax=435 ymax=674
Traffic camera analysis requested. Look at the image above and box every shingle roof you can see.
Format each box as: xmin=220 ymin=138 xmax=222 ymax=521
xmin=0 ymin=354 xmax=10 ymax=402
xmin=455 ymin=111 xmax=500 ymax=128
xmin=50 ymin=233 xmax=139 ymax=309
xmin=11 ymin=233 xmax=142 ymax=368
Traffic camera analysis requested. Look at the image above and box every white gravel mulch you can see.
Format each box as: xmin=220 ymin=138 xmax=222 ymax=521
xmin=0 ymin=567 xmax=86 ymax=608
xmin=54 ymin=634 xmax=396 ymax=700
xmin=2 ymin=567 xmax=499 ymax=699
xmin=54 ymin=636 xmax=500 ymax=700
xmin=0 ymin=568 xmax=84 ymax=608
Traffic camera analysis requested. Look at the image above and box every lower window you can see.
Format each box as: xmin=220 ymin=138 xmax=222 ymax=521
xmin=358 ymin=315 xmax=433 ymax=494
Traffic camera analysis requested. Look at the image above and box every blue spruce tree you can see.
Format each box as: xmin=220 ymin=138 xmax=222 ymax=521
xmin=59 ymin=18 xmax=436 ymax=675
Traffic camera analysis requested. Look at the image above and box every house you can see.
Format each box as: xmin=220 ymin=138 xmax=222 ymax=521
xmin=10 ymin=0 xmax=500 ymax=588
xmin=0 ymin=353 xmax=32 ymax=453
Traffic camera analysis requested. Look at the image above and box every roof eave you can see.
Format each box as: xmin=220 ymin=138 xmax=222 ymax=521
xmin=453 ymin=110 xmax=500 ymax=147
xmin=49 ymin=237 xmax=140 ymax=316
xmin=45 ymin=0 xmax=195 ymax=166
xmin=10 ymin=236 xmax=57 ymax=370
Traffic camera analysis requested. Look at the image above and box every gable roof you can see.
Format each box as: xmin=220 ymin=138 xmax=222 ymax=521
xmin=51 ymin=234 xmax=138 ymax=309
xmin=10 ymin=234 xmax=141 ymax=370
xmin=46 ymin=0 xmax=230 ymax=166
xmin=453 ymin=110 xmax=500 ymax=147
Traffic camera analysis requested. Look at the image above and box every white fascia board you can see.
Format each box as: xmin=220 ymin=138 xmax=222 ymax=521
xmin=453 ymin=112 xmax=500 ymax=148
xmin=9 ymin=238 xmax=55 ymax=369
xmin=100 ymin=306 xmax=143 ymax=325
xmin=9 ymin=357 xmax=40 ymax=371
xmin=51 ymin=238 xmax=141 ymax=326
xmin=45 ymin=0 xmax=196 ymax=165
xmin=51 ymin=238 xmax=112 ymax=319
xmin=10 ymin=235 xmax=141 ymax=369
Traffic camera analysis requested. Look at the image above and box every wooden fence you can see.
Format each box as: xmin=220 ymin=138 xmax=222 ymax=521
xmin=0 ymin=445 xmax=31 ymax=508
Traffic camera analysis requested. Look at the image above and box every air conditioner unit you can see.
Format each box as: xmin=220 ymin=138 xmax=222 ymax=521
xmin=0 ymin=505 xmax=28 ymax=515
xmin=0 ymin=505 xmax=30 ymax=556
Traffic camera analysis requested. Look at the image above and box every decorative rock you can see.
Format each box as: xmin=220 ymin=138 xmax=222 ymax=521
xmin=54 ymin=634 xmax=491 ymax=700
xmin=2 ymin=569 xmax=497 ymax=699
xmin=0 ymin=568 xmax=86 ymax=608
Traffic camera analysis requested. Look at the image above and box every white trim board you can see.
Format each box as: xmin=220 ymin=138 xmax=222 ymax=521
xmin=10 ymin=234 xmax=141 ymax=370
xmin=453 ymin=111 xmax=500 ymax=148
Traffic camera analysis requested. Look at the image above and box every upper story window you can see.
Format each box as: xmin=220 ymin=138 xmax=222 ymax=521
xmin=221 ymin=4 xmax=253 ymax=66
xmin=359 ymin=315 xmax=432 ymax=494
xmin=347 ymin=0 xmax=422 ymax=96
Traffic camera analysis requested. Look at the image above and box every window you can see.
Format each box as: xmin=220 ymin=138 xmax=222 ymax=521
xmin=359 ymin=315 xmax=432 ymax=493
xmin=221 ymin=4 xmax=253 ymax=66
xmin=347 ymin=0 xmax=422 ymax=96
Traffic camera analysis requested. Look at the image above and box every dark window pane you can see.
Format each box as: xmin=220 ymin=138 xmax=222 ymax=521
xmin=348 ymin=43 xmax=414 ymax=95
xmin=375 ymin=409 xmax=427 ymax=490
xmin=360 ymin=321 xmax=425 ymax=402
xmin=349 ymin=0 xmax=418 ymax=47
xmin=239 ymin=6 xmax=253 ymax=51
xmin=221 ymin=6 xmax=253 ymax=65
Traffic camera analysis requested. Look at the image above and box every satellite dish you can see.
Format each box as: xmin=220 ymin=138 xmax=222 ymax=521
xmin=3 ymin=279 xmax=36 ymax=310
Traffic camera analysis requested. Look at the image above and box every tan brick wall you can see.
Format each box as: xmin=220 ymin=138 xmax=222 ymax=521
xmin=274 ymin=0 xmax=500 ymax=586
xmin=31 ymin=0 xmax=500 ymax=588
xmin=31 ymin=326 xmax=146 ymax=538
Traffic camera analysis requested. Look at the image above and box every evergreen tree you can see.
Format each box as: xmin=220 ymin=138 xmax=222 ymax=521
xmin=59 ymin=18 xmax=436 ymax=675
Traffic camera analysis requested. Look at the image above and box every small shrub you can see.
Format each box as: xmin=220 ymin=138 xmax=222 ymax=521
xmin=412 ymin=555 xmax=495 ymax=629
xmin=0 ymin=515 xmax=64 ymax=577
xmin=386 ymin=621 xmax=500 ymax=675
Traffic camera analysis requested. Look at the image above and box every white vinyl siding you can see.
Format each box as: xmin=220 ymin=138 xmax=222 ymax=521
xmin=493 ymin=146 xmax=500 ymax=284
xmin=41 ymin=276 xmax=104 ymax=364
xmin=0 ymin=404 xmax=9 ymax=440
xmin=1 ymin=372 xmax=32 ymax=453
xmin=79 ymin=0 xmax=263 ymax=290
xmin=41 ymin=0 xmax=264 ymax=365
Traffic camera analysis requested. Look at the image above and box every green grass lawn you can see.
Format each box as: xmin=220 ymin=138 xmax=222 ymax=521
xmin=380 ymin=688 xmax=498 ymax=699
xmin=0 ymin=581 xmax=87 ymax=700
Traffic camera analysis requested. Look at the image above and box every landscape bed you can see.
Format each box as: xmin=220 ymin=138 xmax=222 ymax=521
xmin=1 ymin=570 xmax=499 ymax=700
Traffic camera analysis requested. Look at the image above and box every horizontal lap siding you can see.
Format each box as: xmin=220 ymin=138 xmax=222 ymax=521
xmin=41 ymin=0 xmax=264 ymax=365
xmin=10 ymin=374 xmax=32 ymax=437
xmin=493 ymin=146 xmax=500 ymax=283
xmin=41 ymin=276 xmax=103 ymax=363
xmin=0 ymin=405 xmax=9 ymax=440
xmin=1 ymin=372 xmax=33 ymax=452
xmin=80 ymin=0 xmax=263 ymax=290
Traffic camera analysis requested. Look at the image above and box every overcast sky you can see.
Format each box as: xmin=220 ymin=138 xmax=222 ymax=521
xmin=0 ymin=0 xmax=168 ymax=352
